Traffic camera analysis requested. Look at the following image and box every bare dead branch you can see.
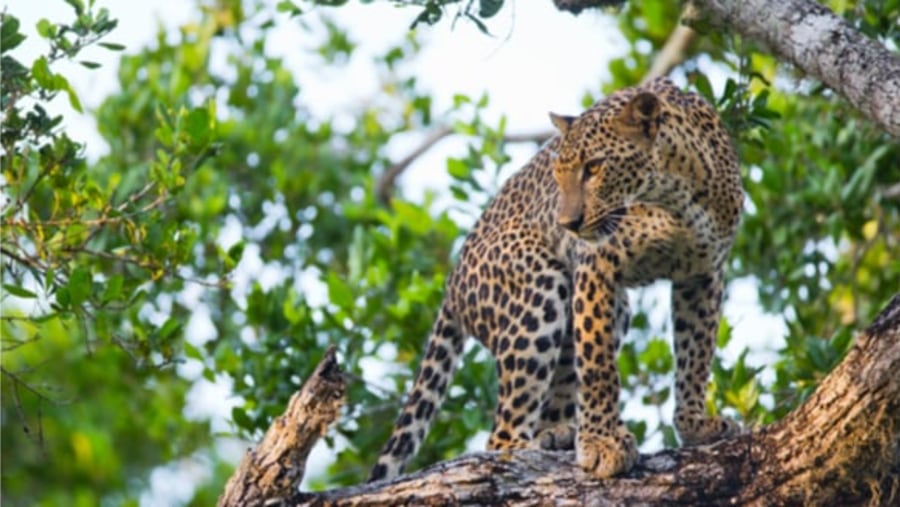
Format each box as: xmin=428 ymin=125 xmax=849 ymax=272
xmin=377 ymin=127 xmax=453 ymax=205
xmin=217 ymin=346 xmax=346 ymax=507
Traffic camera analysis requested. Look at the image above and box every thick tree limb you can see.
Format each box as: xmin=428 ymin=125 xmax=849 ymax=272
xmin=689 ymin=0 xmax=900 ymax=137
xmin=222 ymin=295 xmax=900 ymax=505
xmin=218 ymin=346 xmax=345 ymax=507
xmin=554 ymin=0 xmax=900 ymax=136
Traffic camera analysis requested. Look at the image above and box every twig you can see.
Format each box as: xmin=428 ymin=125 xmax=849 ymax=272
xmin=377 ymin=127 xmax=453 ymax=204
xmin=0 ymin=246 xmax=46 ymax=272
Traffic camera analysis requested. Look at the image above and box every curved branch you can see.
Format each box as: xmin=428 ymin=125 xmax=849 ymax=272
xmin=377 ymin=127 xmax=452 ymax=205
xmin=376 ymin=127 xmax=552 ymax=205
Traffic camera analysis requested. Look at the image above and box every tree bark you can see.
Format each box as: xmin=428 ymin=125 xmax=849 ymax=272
xmin=222 ymin=295 xmax=900 ymax=506
xmin=555 ymin=0 xmax=900 ymax=137
xmin=687 ymin=0 xmax=900 ymax=137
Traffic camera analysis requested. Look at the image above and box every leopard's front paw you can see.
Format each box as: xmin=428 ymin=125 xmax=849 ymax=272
xmin=676 ymin=413 xmax=741 ymax=446
xmin=534 ymin=423 xmax=575 ymax=450
xmin=576 ymin=428 xmax=637 ymax=479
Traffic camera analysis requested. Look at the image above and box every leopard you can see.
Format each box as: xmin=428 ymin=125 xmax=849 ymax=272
xmin=368 ymin=77 xmax=744 ymax=482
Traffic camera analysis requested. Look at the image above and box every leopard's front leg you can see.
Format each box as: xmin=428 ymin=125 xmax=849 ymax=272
xmin=571 ymin=249 xmax=637 ymax=479
xmin=672 ymin=271 xmax=741 ymax=445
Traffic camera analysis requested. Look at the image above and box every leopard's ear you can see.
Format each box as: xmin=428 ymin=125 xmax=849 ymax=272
xmin=615 ymin=92 xmax=661 ymax=144
xmin=549 ymin=112 xmax=575 ymax=136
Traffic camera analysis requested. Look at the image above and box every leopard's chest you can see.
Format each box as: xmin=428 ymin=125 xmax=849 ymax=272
xmin=556 ymin=203 xmax=727 ymax=287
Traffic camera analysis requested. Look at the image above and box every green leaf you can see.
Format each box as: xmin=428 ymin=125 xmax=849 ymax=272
xmin=54 ymin=286 xmax=71 ymax=309
xmin=283 ymin=292 xmax=307 ymax=325
xmin=716 ymin=317 xmax=732 ymax=348
xmin=689 ymin=71 xmax=715 ymax=103
xmin=639 ymin=338 xmax=673 ymax=374
xmin=478 ymin=0 xmax=504 ymax=18
xmin=1 ymin=15 xmax=26 ymax=53
xmin=31 ymin=56 xmax=54 ymax=88
xmin=3 ymin=284 xmax=38 ymax=299
xmin=64 ymin=0 xmax=85 ymax=15
xmin=231 ymin=407 xmax=253 ymax=430
xmin=276 ymin=0 xmax=303 ymax=16
xmin=67 ymin=267 xmax=92 ymax=306
xmin=36 ymin=18 xmax=54 ymax=38
xmin=183 ymin=341 xmax=204 ymax=361
xmin=465 ymin=12 xmax=490 ymax=35
xmin=157 ymin=317 xmax=181 ymax=341
xmin=227 ymin=241 xmax=246 ymax=265
xmin=101 ymin=274 xmax=124 ymax=303
xmin=80 ymin=60 xmax=101 ymax=69
xmin=446 ymin=158 xmax=470 ymax=180
xmin=452 ymin=94 xmax=471 ymax=108
xmin=411 ymin=2 xmax=442 ymax=29
xmin=98 ymin=42 xmax=126 ymax=51
xmin=449 ymin=184 xmax=468 ymax=201
xmin=184 ymin=107 xmax=212 ymax=145
xmin=55 ymin=73 xmax=83 ymax=112
xmin=326 ymin=272 xmax=354 ymax=310
xmin=630 ymin=311 xmax=648 ymax=330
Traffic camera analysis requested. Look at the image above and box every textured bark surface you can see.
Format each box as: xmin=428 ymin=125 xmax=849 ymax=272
xmin=553 ymin=0 xmax=900 ymax=136
xmin=218 ymin=346 xmax=345 ymax=507
xmin=223 ymin=296 xmax=900 ymax=506
xmin=689 ymin=0 xmax=900 ymax=136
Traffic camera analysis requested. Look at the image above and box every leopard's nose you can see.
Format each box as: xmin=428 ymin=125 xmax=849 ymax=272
xmin=559 ymin=214 xmax=584 ymax=232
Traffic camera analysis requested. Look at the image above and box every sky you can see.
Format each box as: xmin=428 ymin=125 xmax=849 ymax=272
xmin=10 ymin=1 xmax=787 ymax=504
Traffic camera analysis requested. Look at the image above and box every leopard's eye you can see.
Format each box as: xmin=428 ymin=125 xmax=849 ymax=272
xmin=582 ymin=159 xmax=604 ymax=181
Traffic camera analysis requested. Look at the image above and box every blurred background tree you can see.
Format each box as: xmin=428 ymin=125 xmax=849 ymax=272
xmin=1 ymin=0 xmax=897 ymax=504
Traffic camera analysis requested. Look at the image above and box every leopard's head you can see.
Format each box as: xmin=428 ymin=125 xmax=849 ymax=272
xmin=549 ymin=88 xmax=662 ymax=240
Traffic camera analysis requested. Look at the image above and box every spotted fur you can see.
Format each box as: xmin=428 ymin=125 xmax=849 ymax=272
xmin=369 ymin=77 xmax=743 ymax=482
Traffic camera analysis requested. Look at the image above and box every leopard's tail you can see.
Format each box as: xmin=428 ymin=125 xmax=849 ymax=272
xmin=368 ymin=302 xmax=465 ymax=482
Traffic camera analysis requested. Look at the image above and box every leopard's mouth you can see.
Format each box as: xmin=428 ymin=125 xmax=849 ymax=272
xmin=577 ymin=207 xmax=628 ymax=240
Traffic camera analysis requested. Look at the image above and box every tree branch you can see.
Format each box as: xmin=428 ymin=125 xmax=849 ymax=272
xmin=549 ymin=0 xmax=900 ymax=136
xmin=377 ymin=126 xmax=452 ymax=205
xmin=688 ymin=0 xmax=900 ymax=137
xmin=642 ymin=5 xmax=698 ymax=84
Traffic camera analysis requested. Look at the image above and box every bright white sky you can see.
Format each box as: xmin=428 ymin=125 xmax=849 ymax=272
xmin=11 ymin=1 xmax=786 ymax=504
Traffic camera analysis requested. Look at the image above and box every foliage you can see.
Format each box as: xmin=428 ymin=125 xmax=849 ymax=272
xmin=1 ymin=3 xmax=220 ymax=505
xmin=1 ymin=0 xmax=898 ymax=505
